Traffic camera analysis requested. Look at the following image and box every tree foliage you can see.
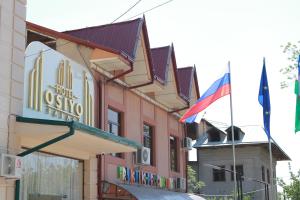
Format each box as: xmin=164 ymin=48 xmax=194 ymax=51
xmin=277 ymin=163 xmax=300 ymax=199
xmin=280 ymin=41 xmax=300 ymax=88
xmin=187 ymin=165 xmax=205 ymax=193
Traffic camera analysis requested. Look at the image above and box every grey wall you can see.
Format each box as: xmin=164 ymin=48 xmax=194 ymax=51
xmin=192 ymin=145 xmax=276 ymax=200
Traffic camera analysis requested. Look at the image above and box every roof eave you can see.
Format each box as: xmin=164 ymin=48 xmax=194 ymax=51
xmin=194 ymin=142 xmax=291 ymax=161
xmin=26 ymin=21 xmax=134 ymax=66
xmin=170 ymin=44 xmax=189 ymax=104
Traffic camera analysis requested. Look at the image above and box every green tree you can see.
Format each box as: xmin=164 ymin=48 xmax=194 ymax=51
xmin=277 ymin=163 xmax=300 ymax=199
xmin=280 ymin=42 xmax=300 ymax=88
xmin=187 ymin=165 xmax=205 ymax=193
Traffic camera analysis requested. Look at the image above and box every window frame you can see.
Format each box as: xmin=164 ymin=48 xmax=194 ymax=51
xmin=227 ymin=131 xmax=240 ymax=141
xmin=208 ymin=132 xmax=221 ymax=142
xmin=169 ymin=136 xmax=179 ymax=172
xmin=107 ymin=107 xmax=123 ymax=158
xmin=262 ymin=166 xmax=265 ymax=182
xmin=143 ymin=123 xmax=155 ymax=166
xmin=231 ymin=165 xmax=244 ymax=181
xmin=267 ymin=168 xmax=270 ymax=184
xmin=212 ymin=165 xmax=226 ymax=182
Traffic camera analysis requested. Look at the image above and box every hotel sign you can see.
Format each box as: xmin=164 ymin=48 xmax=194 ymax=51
xmin=23 ymin=42 xmax=94 ymax=125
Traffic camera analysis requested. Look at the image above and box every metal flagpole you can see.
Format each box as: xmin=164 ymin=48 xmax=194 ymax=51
xmin=228 ymin=61 xmax=237 ymax=200
xmin=268 ymin=137 xmax=274 ymax=200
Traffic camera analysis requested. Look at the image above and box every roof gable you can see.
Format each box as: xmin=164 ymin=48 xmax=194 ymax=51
xmin=151 ymin=46 xmax=170 ymax=84
xmin=177 ymin=67 xmax=193 ymax=99
xmin=64 ymin=18 xmax=143 ymax=60
xmin=177 ymin=66 xmax=200 ymax=101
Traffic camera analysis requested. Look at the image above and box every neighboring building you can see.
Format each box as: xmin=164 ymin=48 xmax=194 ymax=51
xmin=189 ymin=120 xmax=290 ymax=200
xmin=0 ymin=7 xmax=205 ymax=199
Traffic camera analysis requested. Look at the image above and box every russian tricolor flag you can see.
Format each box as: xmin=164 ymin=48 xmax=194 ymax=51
xmin=180 ymin=69 xmax=231 ymax=123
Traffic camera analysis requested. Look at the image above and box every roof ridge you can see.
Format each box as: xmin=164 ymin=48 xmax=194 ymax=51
xmin=151 ymin=46 xmax=171 ymax=50
xmin=63 ymin=18 xmax=142 ymax=33
xmin=178 ymin=66 xmax=194 ymax=70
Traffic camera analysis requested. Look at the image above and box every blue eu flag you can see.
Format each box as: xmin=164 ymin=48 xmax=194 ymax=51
xmin=258 ymin=58 xmax=271 ymax=139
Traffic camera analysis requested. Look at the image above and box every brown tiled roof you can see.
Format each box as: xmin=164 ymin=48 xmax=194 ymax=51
xmin=64 ymin=18 xmax=143 ymax=60
xmin=177 ymin=67 xmax=194 ymax=99
xmin=150 ymin=46 xmax=170 ymax=84
xmin=26 ymin=21 xmax=133 ymax=65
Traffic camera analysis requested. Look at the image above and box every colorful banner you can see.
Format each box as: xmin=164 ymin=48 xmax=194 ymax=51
xmin=116 ymin=165 xmax=182 ymax=190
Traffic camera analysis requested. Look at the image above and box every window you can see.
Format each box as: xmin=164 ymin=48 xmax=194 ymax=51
xmin=21 ymin=151 xmax=83 ymax=200
xmin=231 ymin=165 xmax=244 ymax=181
xmin=170 ymin=136 xmax=178 ymax=172
xmin=186 ymin=123 xmax=198 ymax=139
xmin=261 ymin=166 xmax=265 ymax=181
xmin=108 ymin=108 xmax=122 ymax=158
xmin=267 ymin=169 xmax=270 ymax=183
xmin=208 ymin=132 xmax=221 ymax=142
xmin=143 ymin=124 xmax=154 ymax=165
xmin=108 ymin=108 xmax=121 ymax=136
xmin=213 ymin=165 xmax=226 ymax=182
xmin=227 ymin=131 xmax=240 ymax=141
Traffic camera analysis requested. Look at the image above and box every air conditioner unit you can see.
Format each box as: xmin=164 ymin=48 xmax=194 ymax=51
xmin=0 ymin=154 xmax=22 ymax=179
xmin=136 ymin=147 xmax=151 ymax=165
xmin=182 ymin=137 xmax=193 ymax=150
xmin=176 ymin=178 xmax=186 ymax=190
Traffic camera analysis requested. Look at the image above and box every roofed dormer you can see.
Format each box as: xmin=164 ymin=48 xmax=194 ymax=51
xmin=226 ymin=126 xmax=245 ymax=142
xmin=64 ymin=17 xmax=153 ymax=88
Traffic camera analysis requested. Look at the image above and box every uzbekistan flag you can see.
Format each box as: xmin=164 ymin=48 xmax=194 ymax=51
xmin=180 ymin=69 xmax=231 ymax=123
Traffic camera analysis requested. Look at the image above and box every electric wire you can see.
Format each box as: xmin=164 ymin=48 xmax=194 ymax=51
xmin=127 ymin=0 xmax=176 ymax=20
xmin=25 ymin=40 xmax=72 ymax=58
xmin=111 ymin=0 xmax=142 ymax=23
xmin=26 ymin=0 xmax=175 ymax=58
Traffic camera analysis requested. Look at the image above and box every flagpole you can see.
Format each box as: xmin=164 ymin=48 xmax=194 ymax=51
xmin=268 ymin=137 xmax=274 ymax=200
xmin=228 ymin=61 xmax=237 ymax=200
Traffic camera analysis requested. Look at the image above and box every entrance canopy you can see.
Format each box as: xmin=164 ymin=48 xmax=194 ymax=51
xmin=120 ymin=184 xmax=206 ymax=200
xmin=101 ymin=181 xmax=206 ymax=200
xmin=15 ymin=116 xmax=141 ymax=160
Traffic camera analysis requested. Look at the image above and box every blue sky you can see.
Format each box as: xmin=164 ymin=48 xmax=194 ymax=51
xmin=27 ymin=0 xmax=300 ymax=187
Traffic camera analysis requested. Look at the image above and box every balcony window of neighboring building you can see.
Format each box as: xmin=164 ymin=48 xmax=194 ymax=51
xmin=231 ymin=165 xmax=244 ymax=181
xmin=262 ymin=166 xmax=265 ymax=182
xmin=170 ymin=136 xmax=178 ymax=172
xmin=208 ymin=132 xmax=221 ymax=142
xmin=143 ymin=124 xmax=154 ymax=166
xmin=213 ymin=165 xmax=226 ymax=182
xmin=108 ymin=108 xmax=122 ymax=158
xmin=227 ymin=131 xmax=240 ymax=141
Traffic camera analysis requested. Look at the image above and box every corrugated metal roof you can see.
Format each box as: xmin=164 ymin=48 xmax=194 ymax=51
xmin=64 ymin=18 xmax=143 ymax=60
xmin=177 ymin=67 xmax=194 ymax=99
xmin=193 ymin=124 xmax=290 ymax=161
xmin=151 ymin=46 xmax=170 ymax=84
xmin=119 ymin=184 xmax=206 ymax=200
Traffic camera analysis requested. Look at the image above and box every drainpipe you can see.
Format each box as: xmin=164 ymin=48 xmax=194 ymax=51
xmin=184 ymin=124 xmax=188 ymax=193
xmin=97 ymin=154 xmax=102 ymax=200
xmin=169 ymin=104 xmax=190 ymax=114
xmin=15 ymin=120 xmax=75 ymax=200
xmin=106 ymin=67 xmax=133 ymax=82
xmin=105 ymin=66 xmax=154 ymax=89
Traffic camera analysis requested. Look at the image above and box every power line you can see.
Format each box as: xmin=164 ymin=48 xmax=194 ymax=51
xmin=127 ymin=0 xmax=175 ymax=20
xmin=25 ymin=40 xmax=72 ymax=58
xmin=111 ymin=0 xmax=142 ymax=23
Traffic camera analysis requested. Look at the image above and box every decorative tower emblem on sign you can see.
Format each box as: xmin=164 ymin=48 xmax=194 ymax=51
xmin=28 ymin=52 xmax=43 ymax=112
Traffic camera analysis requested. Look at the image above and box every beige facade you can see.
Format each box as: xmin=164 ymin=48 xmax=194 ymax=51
xmin=0 ymin=0 xmax=26 ymax=199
